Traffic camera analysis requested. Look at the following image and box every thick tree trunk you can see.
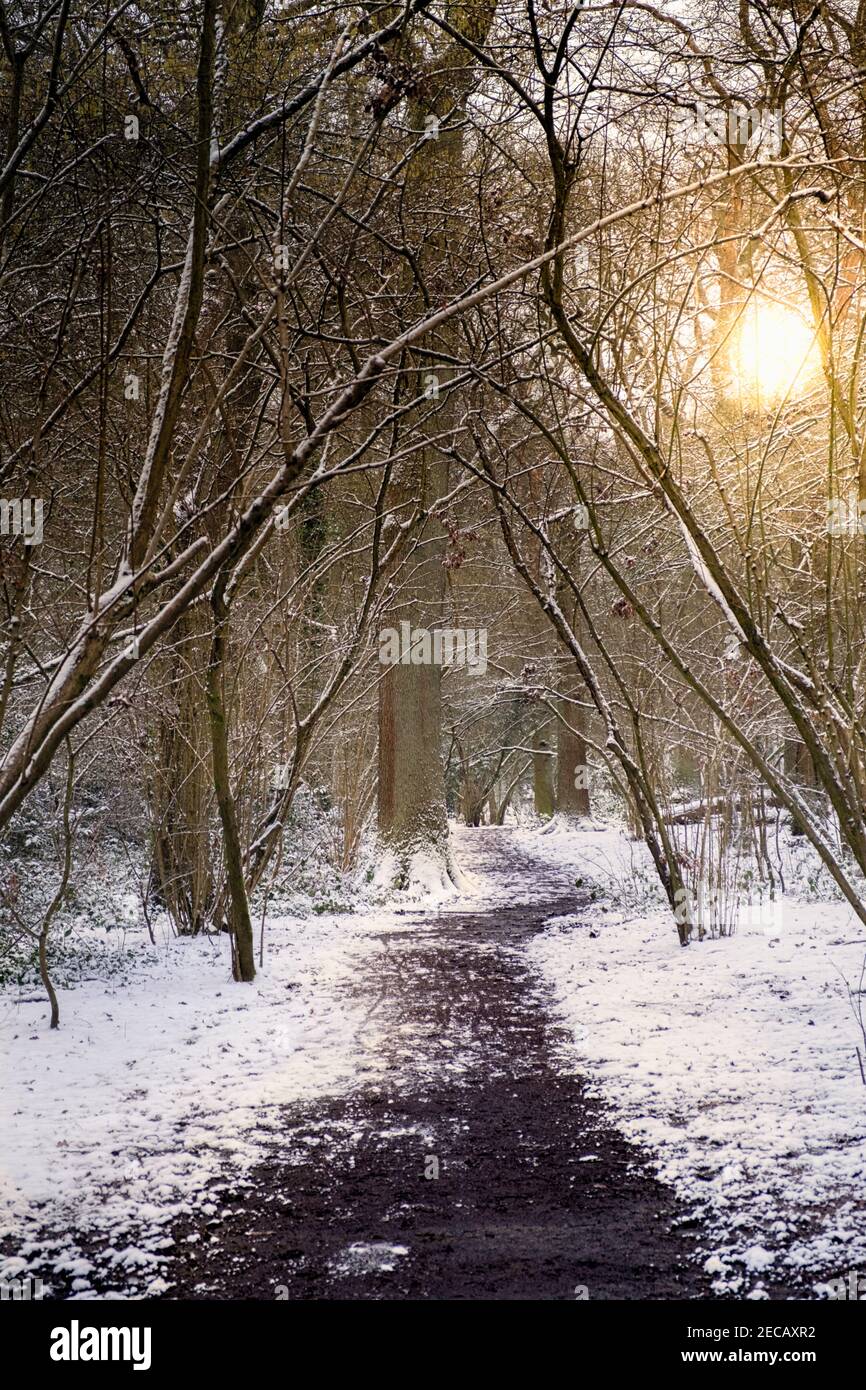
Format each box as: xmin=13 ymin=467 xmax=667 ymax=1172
xmin=556 ymin=673 xmax=591 ymax=818
xmin=378 ymin=450 xmax=451 ymax=881
xmin=533 ymin=736 xmax=555 ymax=818
xmin=378 ymin=654 xmax=450 ymax=878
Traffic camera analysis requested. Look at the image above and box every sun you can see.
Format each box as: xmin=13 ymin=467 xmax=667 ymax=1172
xmin=729 ymin=299 xmax=820 ymax=406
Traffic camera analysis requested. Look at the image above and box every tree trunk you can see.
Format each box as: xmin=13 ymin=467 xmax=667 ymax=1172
xmin=556 ymin=677 xmax=591 ymax=818
xmin=378 ymin=628 xmax=450 ymax=881
xmin=206 ymin=599 xmax=255 ymax=982
xmin=553 ymin=520 xmax=591 ymax=817
xmin=38 ymin=928 xmax=60 ymax=1030
xmin=148 ymin=603 xmax=214 ymax=935
xmin=375 ymin=3 xmax=497 ymax=887
xmin=533 ymin=736 xmax=555 ymax=818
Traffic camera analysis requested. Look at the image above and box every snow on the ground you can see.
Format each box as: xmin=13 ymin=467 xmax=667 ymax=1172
xmin=518 ymin=821 xmax=866 ymax=1296
xmin=370 ymin=842 xmax=477 ymax=906
xmin=0 ymin=907 xmax=396 ymax=1298
xmin=4 ymin=814 xmax=864 ymax=1300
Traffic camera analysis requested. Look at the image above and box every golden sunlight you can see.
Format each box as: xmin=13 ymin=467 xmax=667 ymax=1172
xmin=728 ymin=299 xmax=820 ymax=406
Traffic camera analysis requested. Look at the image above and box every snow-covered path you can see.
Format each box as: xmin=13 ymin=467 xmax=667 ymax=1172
xmin=160 ymin=828 xmax=711 ymax=1300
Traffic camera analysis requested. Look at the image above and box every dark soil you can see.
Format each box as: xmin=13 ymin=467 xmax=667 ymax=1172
xmin=166 ymin=833 xmax=714 ymax=1300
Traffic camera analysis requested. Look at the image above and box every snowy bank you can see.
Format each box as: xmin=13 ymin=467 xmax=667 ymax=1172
xmin=520 ymin=823 xmax=866 ymax=1296
xmin=0 ymin=909 xmax=385 ymax=1298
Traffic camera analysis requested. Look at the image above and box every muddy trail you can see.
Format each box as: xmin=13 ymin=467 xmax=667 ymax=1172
xmin=167 ymin=831 xmax=714 ymax=1301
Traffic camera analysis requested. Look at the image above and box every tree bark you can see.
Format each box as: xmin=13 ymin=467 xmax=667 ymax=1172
xmin=533 ymin=736 xmax=555 ymax=818
xmin=379 ymin=651 xmax=450 ymax=876
xmin=555 ymin=678 xmax=591 ymax=818
xmin=206 ymin=595 xmax=256 ymax=982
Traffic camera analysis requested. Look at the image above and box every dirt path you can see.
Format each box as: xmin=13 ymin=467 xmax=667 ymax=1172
xmin=169 ymin=830 xmax=711 ymax=1300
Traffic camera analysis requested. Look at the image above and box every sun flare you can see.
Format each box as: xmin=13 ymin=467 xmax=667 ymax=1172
xmin=728 ymin=299 xmax=819 ymax=406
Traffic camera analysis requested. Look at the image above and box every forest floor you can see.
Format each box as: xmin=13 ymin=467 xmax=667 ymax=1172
xmin=2 ymin=825 xmax=863 ymax=1300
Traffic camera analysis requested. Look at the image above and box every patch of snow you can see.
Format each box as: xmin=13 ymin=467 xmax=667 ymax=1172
xmin=741 ymin=1245 xmax=775 ymax=1273
xmin=331 ymin=1242 xmax=409 ymax=1276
